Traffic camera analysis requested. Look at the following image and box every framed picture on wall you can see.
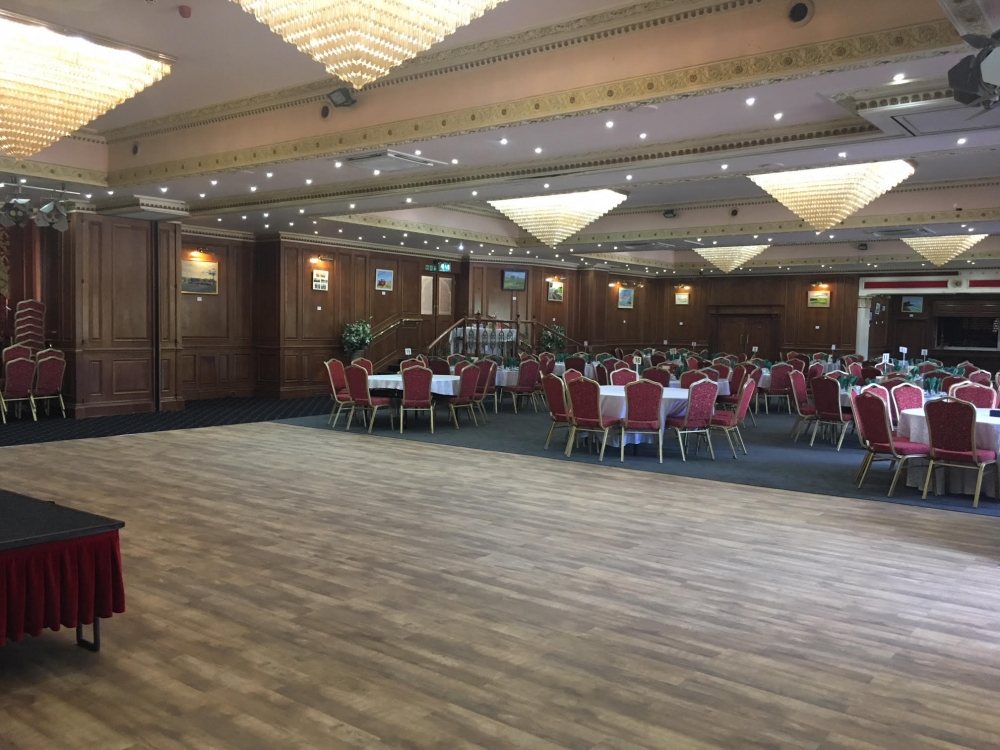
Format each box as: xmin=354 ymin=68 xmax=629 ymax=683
xmin=618 ymin=288 xmax=634 ymax=309
xmin=181 ymin=258 xmax=219 ymax=295
xmin=547 ymin=280 xmax=564 ymax=302
xmin=675 ymin=292 xmax=690 ymax=306
xmin=502 ymin=270 xmax=527 ymax=291
xmin=807 ymin=290 xmax=831 ymax=308
xmin=901 ymin=296 xmax=923 ymax=313
xmin=375 ymin=269 xmax=394 ymax=291
xmin=312 ymin=269 xmax=329 ymax=291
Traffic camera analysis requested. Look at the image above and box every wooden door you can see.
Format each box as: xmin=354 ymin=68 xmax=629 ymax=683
xmin=868 ymin=295 xmax=890 ymax=357
xmin=718 ymin=318 xmax=745 ymax=355
xmin=421 ymin=273 xmax=458 ymax=348
xmin=745 ymin=317 xmax=773 ymax=360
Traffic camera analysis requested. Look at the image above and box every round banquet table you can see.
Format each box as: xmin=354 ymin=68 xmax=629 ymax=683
xmin=553 ymin=362 xmax=597 ymax=379
xmin=598 ymin=385 xmax=689 ymax=446
xmin=495 ymin=368 xmax=520 ymax=388
xmin=897 ymin=406 xmax=1000 ymax=499
xmin=367 ymin=373 xmax=461 ymax=397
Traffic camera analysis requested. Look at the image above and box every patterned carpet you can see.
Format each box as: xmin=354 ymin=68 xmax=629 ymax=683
xmin=0 ymin=396 xmax=331 ymax=447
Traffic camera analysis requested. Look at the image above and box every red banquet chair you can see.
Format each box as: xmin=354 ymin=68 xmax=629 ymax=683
xmin=400 ymin=366 xmax=435 ymax=433
xmin=428 ymin=358 xmax=451 ymax=375
xmin=610 ymin=360 xmax=629 ymax=372
xmin=940 ymin=376 xmax=967 ymax=394
xmin=761 ymin=362 xmax=793 ymax=414
xmin=344 ymin=364 xmax=394 ymax=433
xmin=666 ymin=378 xmax=718 ymax=461
xmin=454 ymin=360 xmax=473 ymax=376
xmin=787 ymin=358 xmax=806 ymax=374
xmin=789 ymin=369 xmax=816 ymax=442
xmin=719 ymin=365 xmax=749 ymax=409
xmin=610 ymin=368 xmax=638 ymax=386
xmin=950 ymin=381 xmax=997 ymax=409
xmin=564 ymin=370 xmax=584 ymax=384
xmin=679 ymin=370 xmax=704 ymax=389
xmin=595 ymin=363 xmax=610 ymax=386
xmin=502 ymin=359 xmax=541 ymax=413
xmin=810 ymin=376 xmax=853 ymax=450
xmin=353 ymin=357 xmax=374 ymax=375
xmin=472 ymin=359 xmax=498 ymax=421
xmin=564 ymin=355 xmax=587 ymax=374
xmin=324 ymin=358 xmax=353 ymax=429
xmin=542 ymin=374 xmax=573 ymax=451
xmin=620 ymin=379 xmax=664 ymax=463
xmin=440 ymin=364 xmax=479 ymax=429
xmin=650 ymin=352 xmax=667 ymax=367
xmin=641 ymin=368 xmax=673 ymax=389
xmin=0 ymin=357 xmax=37 ymax=422
xmin=891 ymin=381 xmax=924 ymax=419
xmin=565 ymin=376 xmax=620 ymax=461
xmin=399 ymin=358 xmax=422 ymax=371
xmin=711 ymin=379 xmax=757 ymax=458
xmin=853 ymin=391 xmax=928 ymax=496
xmin=2 ymin=344 xmax=31 ymax=366
xmin=923 ymin=397 xmax=1000 ymax=507
xmin=969 ymin=370 xmax=993 ymax=385
xmin=862 ymin=383 xmax=895 ymax=427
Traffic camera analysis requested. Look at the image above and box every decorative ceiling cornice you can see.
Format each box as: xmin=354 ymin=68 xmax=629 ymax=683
xmin=0 ymin=157 xmax=107 ymax=187
xmin=833 ymin=79 xmax=955 ymax=114
xmin=187 ymin=117 xmax=878 ymax=214
xmin=329 ymin=213 xmax=531 ymax=247
xmin=181 ymin=225 xmax=256 ymax=241
xmin=937 ymin=0 xmax=996 ymax=36
xmin=109 ymin=20 xmax=961 ymax=188
xmin=99 ymin=0 xmax=766 ymax=145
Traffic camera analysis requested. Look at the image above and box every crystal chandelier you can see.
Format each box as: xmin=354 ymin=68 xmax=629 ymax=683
xmin=230 ymin=0 xmax=509 ymax=90
xmin=694 ymin=245 xmax=770 ymax=273
xmin=489 ymin=190 xmax=628 ymax=248
xmin=902 ymin=234 xmax=988 ymax=266
xmin=0 ymin=11 xmax=172 ymax=160
xmin=749 ymin=161 xmax=916 ymax=231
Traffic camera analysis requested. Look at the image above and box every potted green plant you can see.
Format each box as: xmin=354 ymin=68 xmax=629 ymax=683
xmin=539 ymin=325 xmax=566 ymax=353
xmin=341 ymin=319 xmax=373 ymax=360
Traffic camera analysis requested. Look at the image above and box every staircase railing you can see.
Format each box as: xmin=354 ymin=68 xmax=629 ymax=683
xmin=528 ymin=318 xmax=589 ymax=354
xmin=426 ymin=314 xmax=527 ymax=359
xmin=366 ymin=316 xmax=422 ymax=372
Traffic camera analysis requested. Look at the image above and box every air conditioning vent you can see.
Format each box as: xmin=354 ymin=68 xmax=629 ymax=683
xmin=623 ymin=241 xmax=675 ymax=250
xmin=866 ymin=227 xmax=935 ymax=238
xmin=344 ymin=150 xmax=447 ymax=173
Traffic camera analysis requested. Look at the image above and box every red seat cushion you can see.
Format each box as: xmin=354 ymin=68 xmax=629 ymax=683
xmin=624 ymin=419 xmax=660 ymax=430
xmin=933 ymin=448 xmax=997 ymax=464
xmin=765 ymin=387 xmax=791 ymax=395
xmin=336 ymin=389 xmax=350 ymax=399
xmin=818 ymin=412 xmax=852 ymax=421
xmin=369 ymin=396 xmax=392 ymax=406
xmin=665 ymin=416 xmax=709 ymax=429
xmin=870 ymin=440 xmax=928 ymax=456
xmin=717 ymin=395 xmax=739 ymax=404
xmin=711 ymin=412 xmax=738 ymax=427
xmin=403 ymin=398 xmax=432 ymax=407
xmin=575 ymin=416 xmax=620 ymax=429
xmin=797 ymin=404 xmax=816 ymax=415
xmin=507 ymin=385 xmax=534 ymax=393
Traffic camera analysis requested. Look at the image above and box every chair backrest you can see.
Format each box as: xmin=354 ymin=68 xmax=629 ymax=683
xmin=734 ymin=379 xmax=757 ymax=421
xmin=950 ymin=382 xmax=997 ymax=409
xmin=969 ymin=370 xmax=992 ymax=385
xmin=595 ymin=363 xmax=609 ymax=386
xmin=854 ymin=391 xmax=894 ymax=448
xmin=472 ymin=360 xmax=494 ymax=394
xmin=730 ymin=364 xmax=748 ymax=394
xmin=416 ymin=354 xmax=429 ymax=366
xmin=454 ymin=360 xmax=472 ymax=376
xmin=685 ymin=356 xmax=700 ymax=370
xmin=698 ymin=367 xmax=719 ymax=382
xmin=564 ymin=356 xmax=587 ymax=374
xmin=539 ymin=351 xmax=555 ymax=364
xmin=642 ymin=368 xmax=672 ymax=388
xmin=324 ymin=358 xmax=348 ymax=394
xmin=455 ymin=364 xmax=480 ymax=402
xmin=519 ymin=352 xmax=535 ymax=362
xmin=650 ymin=353 xmax=667 ymax=366
xmin=860 ymin=366 xmax=880 ymax=382
xmin=848 ymin=362 xmax=863 ymax=377
xmin=941 ymin=376 xmax=967 ymax=394
xmin=543 ymin=374 xmax=570 ymax=419
xmin=681 ymin=379 xmax=718 ymax=429
xmin=538 ymin=355 xmax=555 ymax=377
xmin=564 ymin=370 xmax=584 ymax=383
xmin=925 ymin=397 xmax=979 ymax=459
xmin=344 ymin=364 xmax=372 ymax=406
xmin=786 ymin=351 xmax=799 ymax=361
xmin=713 ymin=364 xmax=731 ymax=380
xmin=517 ymin=359 xmax=541 ymax=388
xmin=747 ymin=367 xmax=763 ymax=385
xmin=812 ymin=352 xmax=825 ymax=361
xmin=429 ymin=358 xmax=451 ymax=375
xmin=3 ymin=344 xmax=31 ymax=365
xmin=32 ymin=355 xmax=65 ymax=397
xmin=624 ymin=379 xmax=663 ymax=426
xmin=789 ymin=370 xmax=810 ymax=414
xmin=354 ymin=358 xmax=373 ymax=375
xmin=891 ymin=382 xmax=923 ymax=416
xmin=610 ymin=368 xmax=638 ymax=386
xmin=770 ymin=363 xmax=793 ymax=390
xmin=566 ymin=377 xmax=603 ymax=425
xmin=447 ymin=354 xmax=465 ymax=366
xmin=614 ymin=348 xmax=624 ymax=359
xmin=812 ymin=376 xmax=844 ymax=420
xmin=679 ymin=370 xmax=704 ymax=389
xmin=35 ymin=347 xmax=64 ymax=362
xmin=610 ymin=360 xmax=629 ymax=371
xmin=402 ymin=365 xmax=434 ymax=406
xmin=862 ymin=383 xmax=889 ymax=405
xmin=400 ymin=358 xmax=421 ymax=370
xmin=788 ymin=358 xmax=806 ymax=374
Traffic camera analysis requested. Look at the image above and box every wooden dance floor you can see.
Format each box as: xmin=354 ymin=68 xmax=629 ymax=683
xmin=2 ymin=422 xmax=1000 ymax=749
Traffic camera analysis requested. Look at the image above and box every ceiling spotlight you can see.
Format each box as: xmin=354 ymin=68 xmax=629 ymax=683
xmin=299 ymin=208 xmax=305 ymax=213
xmin=334 ymin=161 xmax=342 ymax=168
xmin=327 ymin=87 xmax=356 ymax=108
xmin=18 ymin=178 xmax=26 ymax=184
xmin=405 ymin=197 xmax=412 ymax=203
xmin=0 ymin=197 xmax=33 ymax=228
xmin=210 ymin=180 xmax=218 ymax=186
xmin=159 ymin=187 xmax=168 ymax=193
xmin=84 ymin=194 xmax=92 ymax=199
xmin=626 ymin=175 xmax=633 ymax=181
xmin=639 ymin=133 xmax=647 ymax=139
xmin=349 ymin=203 xmax=355 ymax=209
xmin=838 ymin=152 xmax=847 ymax=158
xmin=451 ymin=158 xmax=459 ymax=164
xmin=107 ymin=190 xmax=114 ymax=195
xmin=242 ymin=215 xmax=247 ymax=220
xmin=372 ymin=170 xmax=380 ymax=176
xmin=543 ymin=183 xmax=550 ymax=189
xmin=414 ymin=150 xmax=421 ymax=156
xmin=264 ymin=224 xmax=269 ymax=228
xmin=893 ymin=73 xmax=906 ymax=82
xmin=250 ymin=186 xmax=257 ymax=192
xmin=746 ymin=97 xmax=755 ymax=106
xmin=958 ymin=138 xmax=967 ymax=145
xmin=773 ymin=112 xmax=783 ymax=120
xmin=605 ymin=121 xmax=614 ymax=128
xmin=534 ymin=147 xmax=542 ymax=154
xmin=263 ymin=212 xmax=269 ymax=217
xmin=266 ymin=172 xmax=273 ymax=178
xmin=500 ymin=138 xmax=508 ymax=145
xmin=721 ymin=164 xmax=728 ymax=170
xmin=199 ymin=193 xmax=206 ymax=198
xmin=472 ymin=190 xmax=478 ymax=196
xmin=305 ymin=178 xmax=313 ymax=184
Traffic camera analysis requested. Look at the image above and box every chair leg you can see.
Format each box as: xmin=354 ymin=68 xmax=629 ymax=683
xmin=921 ymin=460 xmax=935 ymax=499
xmin=855 ymin=451 xmax=872 ymax=485
xmin=0 ymin=396 xmax=6 ymax=425
xmin=598 ymin=428 xmax=609 ymax=462
xmin=888 ymin=457 xmax=906 ymax=497
xmin=973 ymin=463 xmax=985 ymax=508
xmin=809 ymin=419 xmax=820 ymax=446
xmin=705 ymin=429 xmax=715 ymax=460
xmin=722 ymin=428 xmax=737 ymax=459
xmin=735 ymin=427 xmax=747 ymax=455
xmin=346 ymin=405 xmax=356 ymax=431
xmin=790 ymin=417 xmax=801 ymax=440
xmin=430 ymin=406 xmax=435 ymax=434
xmin=858 ymin=452 xmax=876 ymax=488
xmin=328 ymin=401 xmax=337 ymax=425
xmin=747 ymin=406 xmax=757 ymax=426
xmin=620 ymin=426 xmax=626 ymax=463
xmin=544 ymin=421 xmax=556 ymax=449
xmin=511 ymin=392 xmax=518 ymax=414
xmin=675 ymin=430 xmax=686 ymax=462
xmin=469 ymin=404 xmax=478 ymax=427
xmin=836 ymin=422 xmax=848 ymax=451
xmin=658 ymin=430 xmax=663 ymax=463
xmin=450 ymin=404 xmax=459 ymax=429
xmin=565 ymin=426 xmax=577 ymax=457
xmin=370 ymin=406 xmax=380 ymax=434
xmin=58 ymin=394 xmax=66 ymax=418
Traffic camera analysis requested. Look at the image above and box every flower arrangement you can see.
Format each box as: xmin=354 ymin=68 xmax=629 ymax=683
xmin=341 ymin=319 xmax=373 ymax=353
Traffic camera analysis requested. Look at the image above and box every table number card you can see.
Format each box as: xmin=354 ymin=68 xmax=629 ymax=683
xmin=404 ymin=348 xmax=412 ymax=356
xmin=882 ymin=353 xmax=891 ymax=364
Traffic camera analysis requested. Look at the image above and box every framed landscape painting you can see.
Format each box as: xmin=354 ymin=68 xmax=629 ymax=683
xmin=807 ymin=290 xmax=830 ymax=308
xmin=547 ymin=280 xmax=564 ymax=302
xmin=901 ymin=296 xmax=923 ymax=313
xmin=181 ymin=259 xmax=219 ymax=295
xmin=618 ymin=288 xmax=634 ymax=309
xmin=375 ymin=269 xmax=394 ymax=291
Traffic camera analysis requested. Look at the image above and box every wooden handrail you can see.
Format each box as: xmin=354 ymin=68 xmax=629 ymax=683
xmin=530 ymin=318 xmax=587 ymax=353
xmin=425 ymin=316 xmax=468 ymax=355
xmin=369 ymin=316 xmax=422 ymax=346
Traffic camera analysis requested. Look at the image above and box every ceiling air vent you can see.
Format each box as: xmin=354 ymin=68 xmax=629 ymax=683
xmin=623 ymin=242 xmax=676 ymax=250
xmin=343 ymin=150 xmax=447 ymax=173
xmin=866 ymin=227 xmax=936 ymax=238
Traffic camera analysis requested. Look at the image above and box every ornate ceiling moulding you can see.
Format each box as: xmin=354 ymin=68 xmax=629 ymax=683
xmin=937 ymin=0 xmax=996 ymax=37
xmin=748 ymin=160 xmax=917 ymax=231
xmin=903 ymin=233 xmax=989 ymax=265
xmin=329 ymin=212 xmax=532 ymax=247
xmin=0 ymin=157 xmax=107 ymax=188
xmin=181 ymin=225 xmax=255 ymax=241
xmin=101 ymin=0 xmax=764 ymax=144
xmin=578 ymin=252 xmax=674 ymax=269
xmin=108 ymin=20 xmax=959 ymax=187
xmin=489 ymin=190 xmax=628 ymax=247
xmin=276 ymin=231 xmax=466 ymax=259
xmin=834 ymin=79 xmax=956 ymax=114
xmin=0 ymin=10 xmax=172 ymax=160
xmin=694 ymin=245 xmax=770 ymax=272
xmin=186 ymin=118 xmax=878 ymax=214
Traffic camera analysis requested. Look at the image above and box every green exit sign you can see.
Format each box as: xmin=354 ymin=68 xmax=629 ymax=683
xmin=437 ymin=262 xmax=452 ymax=273
xmin=424 ymin=264 xmax=437 ymax=272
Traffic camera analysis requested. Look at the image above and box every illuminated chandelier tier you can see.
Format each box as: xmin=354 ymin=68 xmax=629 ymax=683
xmin=694 ymin=245 xmax=770 ymax=273
xmin=230 ymin=0 xmax=509 ymax=90
xmin=489 ymin=189 xmax=628 ymax=248
xmin=749 ymin=161 xmax=916 ymax=231
xmin=0 ymin=12 xmax=171 ymax=160
xmin=902 ymin=234 xmax=989 ymax=266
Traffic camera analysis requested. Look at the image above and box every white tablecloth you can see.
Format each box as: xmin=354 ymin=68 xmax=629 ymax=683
xmin=554 ymin=362 xmax=597 ymax=379
xmin=596 ymin=385 xmax=690 ymax=446
xmin=495 ymin=368 xmax=520 ymax=388
xmin=897 ymin=407 xmax=1000 ymax=498
xmin=367 ymin=374 xmax=461 ymax=396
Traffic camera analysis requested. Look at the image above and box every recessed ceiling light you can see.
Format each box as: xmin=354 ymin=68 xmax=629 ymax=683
xmin=721 ymin=164 xmax=728 ymax=170
xmin=626 ymin=175 xmax=633 ymax=181
xmin=314 ymin=231 xmax=318 ymax=235
xmin=451 ymin=158 xmax=459 ymax=164
xmin=893 ymin=73 xmax=905 ymax=82
xmin=767 ymin=238 xmax=773 ymax=241
xmin=372 ymin=170 xmax=380 ymax=176
xmin=263 ymin=212 xmax=269 ymax=217
xmin=405 ymin=198 xmax=412 ymax=203
xmin=404 ymin=233 xmax=408 ymax=237
xmin=349 ymin=203 xmax=355 ymax=209
xmin=210 ymin=180 xmax=218 ymax=186
xmin=199 ymin=193 xmax=206 ymax=198
xmin=829 ymin=234 xmax=834 ymax=239
xmin=969 ymin=227 xmax=975 ymax=231
xmin=500 ymin=138 xmax=508 ymax=145
xmin=746 ymin=97 xmax=755 ymax=106
xmin=242 ymin=215 xmax=247 ymax=220
xmin=299 ymin=208 xmax=305 ymax=213
xmin=266 ymin=172 xmax=273 ymax=178
xmin=472 ymin=190 xmax=478 ymax=196
xmin=107 ymin=190 xmax=114 ymax=195
xmin=414 ymin=150 xmax=421 ymax=156
xmin=305 ymin=178 xmax=312 ymax=184
xmin=84 ymin=194 xmax=92 ymax=199
xmin=753 ymin=235 xmax=758 ymax=239
xmin=605 ymin=121 xmax=614 ymax=129
xmin=250 ymin=186 xmax=257 ymax=192
xmin=639 ymin=133 xmax=647 ymax=139
xmin=543 ymin=183 xmax=550 ymax=188
xmin=217 ymin=218 xmax=222 ymax=222
xmin=334 ymin=161 xmax=342 ymax=168
xmin=773 ymin=112 xmax=783 ymax=121
xmin=18 ymin=178 xmax=26 ymax=184
xmin=957 ymin=138 xmax=967 ymax=145
xmin=264 ymin=224 xmax=269 ymax=228
xmin=534 ymin=147 xmax=542 ymax=154
xmin=289 ymin=222 xmax=294 ymax=227
xmin=338 ymin=229 xmax=342 ymax=233
xmin=838 ymin=152 xmax=847 ymax=158
xmin=159 ymin=187 xmax=168 ymax=193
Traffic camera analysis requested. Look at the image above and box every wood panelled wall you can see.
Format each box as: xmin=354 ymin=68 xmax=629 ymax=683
xmin=882 ymin=293 xmax=1000 ymax=371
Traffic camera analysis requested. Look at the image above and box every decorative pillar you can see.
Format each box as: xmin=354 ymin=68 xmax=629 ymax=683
xmin=855 ymin=297 xmax=872 ymax=359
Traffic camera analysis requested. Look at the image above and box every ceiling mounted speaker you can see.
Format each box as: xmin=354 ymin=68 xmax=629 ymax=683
xmin=0 ymin=197 xmax=33 ymax=227
xmin=34 ymin=200 xmax=69 ymax=232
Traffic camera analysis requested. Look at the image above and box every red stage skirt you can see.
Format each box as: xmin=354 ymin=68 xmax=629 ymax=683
xmin=0 ymin=530 xmax=125 ymax=645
